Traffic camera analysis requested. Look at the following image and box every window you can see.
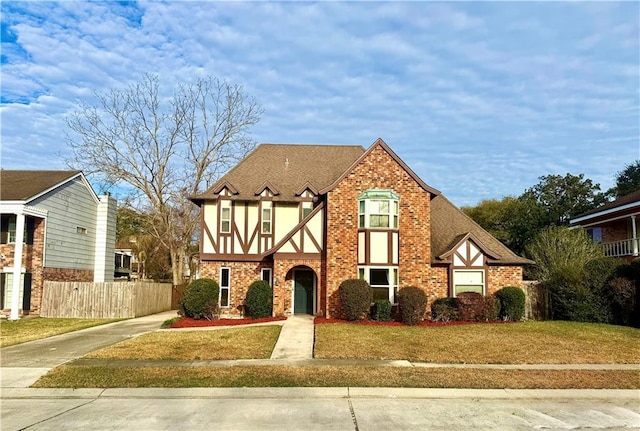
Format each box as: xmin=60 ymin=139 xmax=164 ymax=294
xmin=220 ymin=201 xmax=231 ymax=233
xmin=220 ymin=267 xmax=230 ymax=307
xmin=358 ymin=189 xmax=399 ymax=229
xmin=359 ymin=266 xmax=398 ymax=303
xmin=1 ymin=215 xmax=33 ymax=244
xmin=261 ymin=268 xmax=272 ymax=286
xmin=301 ymin=202 xmax=313 ymax=219
xmin=261 ymin=202 xmax=272 ymax=234
xmin=76 ymin=226 xmax=87 ymax=235
xmin=587 ymin=227 xmax=602 ymax=243
xmin=1 ymin=272 xmax=32 ymax=310
xmin=453 ymin=270 xmax=485 ymax=296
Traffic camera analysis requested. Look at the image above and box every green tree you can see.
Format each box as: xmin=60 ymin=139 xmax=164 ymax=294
xmin=521 ymin=173 xmax=607 ymax=226
xmin=611 ymin=160 xmax=640 ymax=197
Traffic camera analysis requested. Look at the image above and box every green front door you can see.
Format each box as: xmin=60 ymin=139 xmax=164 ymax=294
xmin=294 ymin=270 xmax=314 ymax=314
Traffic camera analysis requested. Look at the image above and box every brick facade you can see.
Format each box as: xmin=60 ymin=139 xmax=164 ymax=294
xmin=602 ymin=219 xmax=630 ymax=243
xmin=325 ymin=145 xmax=433 ymax=318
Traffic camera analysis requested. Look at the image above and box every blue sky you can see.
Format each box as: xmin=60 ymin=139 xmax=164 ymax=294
xmin=1 ymin=1 xmax=638 ymax=207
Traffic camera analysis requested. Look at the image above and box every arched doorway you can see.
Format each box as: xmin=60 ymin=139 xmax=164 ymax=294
xmin=290 ymin=266 xmax=316 ymax=315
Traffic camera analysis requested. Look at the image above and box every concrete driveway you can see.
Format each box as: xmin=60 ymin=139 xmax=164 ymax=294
xmin=1 ymin=310 xmax=178 ymax=387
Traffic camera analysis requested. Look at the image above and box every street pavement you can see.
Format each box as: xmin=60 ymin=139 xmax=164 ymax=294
xmin=1 ymin=311 xmax=639 ymax=430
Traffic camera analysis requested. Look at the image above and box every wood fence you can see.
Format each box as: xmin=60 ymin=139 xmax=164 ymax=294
xmin=523 ymin=280 xmax=551 ymax=320
xmin=41 ymin=281 xmax=173 ymax=319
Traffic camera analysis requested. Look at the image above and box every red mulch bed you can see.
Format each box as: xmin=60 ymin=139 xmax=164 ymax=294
xmin=314 ymin=317 xmax=515 ymax=327
xmin=169 ymin=316 xmax=287 ymax=328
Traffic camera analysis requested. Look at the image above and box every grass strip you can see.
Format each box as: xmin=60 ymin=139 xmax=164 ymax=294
xmin=85 ymin=326 xmax=282 ymax=360
xmin=33 ymin=365 xmax=640 ymax=389
xmin=0 ymin=318 xmax=122 ymax=347
xmin=314 ymin=321 xmax=640 ymax=364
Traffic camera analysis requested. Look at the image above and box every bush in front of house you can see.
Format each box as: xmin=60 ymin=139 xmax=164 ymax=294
xmin=370 ymin=299 xmax=392 ymax=321
xmin=397 ymin=286 xmax=427 ymax=325
xmin=456 ymin=292 xmax=485 ymax=321
xmin=482 ymin=294 xmax=501 ymax=321
xmin=431 ymin=297 xmax=458 ymax=322
xmin=339 ymin=279 xmax=372 ymax=321
xmin=608 ymin=277 xmax=636 ymax=326
xmin=496 ymin=286 xmax=526 ymax=321
xmin=245 ymin=280 xmax=273 ymax=319
xmin=179 ymin=278 xmax=220 ymax=320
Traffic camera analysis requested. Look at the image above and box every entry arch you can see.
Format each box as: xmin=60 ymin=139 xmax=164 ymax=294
xmin=286 ymin=265 xmax=317 ymax=315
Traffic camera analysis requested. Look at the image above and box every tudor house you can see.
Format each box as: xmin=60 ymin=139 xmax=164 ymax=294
xmin=191 ymin=139 xmax=531 ymax=318
xmin=0 ymin=170 xmax=116 ymax=318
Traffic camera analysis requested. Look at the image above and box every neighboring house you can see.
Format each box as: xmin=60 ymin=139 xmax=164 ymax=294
xmin=0 ymin=170 xmax=116 ymax=317
xmin=190 ymin=139 xmax=532 ymax=318
xmin=114 ymin=240 xmax=135 ymax=279
xmin=570 ymin=190 xmax=640 ymax=261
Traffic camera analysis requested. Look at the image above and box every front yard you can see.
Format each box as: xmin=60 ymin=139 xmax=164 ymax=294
xmin=0 ymin=317 xmax=122 ymax=347
xmin=314 ymin=321 xmax=640 ymax=363
xmin=32 ymin=321 xmax=640 ymax=389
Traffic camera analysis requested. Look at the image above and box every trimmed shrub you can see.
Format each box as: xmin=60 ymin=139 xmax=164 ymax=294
xmin=482 ymin=295 xmax=501 ymax=321
xmin=339 ymin=279 xmax=372 ymax=321
xmin=370 ymin=299 xmax=392 ymax=321
xmin=456 ymin=292 xmax=485 ymax=321
xmin=179 ymin=278 xmax=220 ymax=320
xmin=245 ymin=280 xmax=273 ymax=319
xmin=397 ymin=286 xmax=427 ymax=325
xmin=496 ymin=286 xmax=526 ymax=321
xmin=431 ymin=297 xmax=458 ymax=322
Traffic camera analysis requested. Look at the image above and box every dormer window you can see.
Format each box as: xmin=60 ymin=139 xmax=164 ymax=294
xmin=358 ymin=189 xmax=399 ymax=229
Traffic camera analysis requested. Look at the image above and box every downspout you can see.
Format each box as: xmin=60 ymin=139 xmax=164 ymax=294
xmin=9 ymin=213 xmax=25 ymax=320
xmin=632 ymin=215 xmax=638 ymax=256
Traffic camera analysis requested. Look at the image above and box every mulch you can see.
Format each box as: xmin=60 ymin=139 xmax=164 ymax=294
xmin=314 ymin=317 xmax=516 ymax=327
xmin=168 ymin=316 xmax=287 ymax=328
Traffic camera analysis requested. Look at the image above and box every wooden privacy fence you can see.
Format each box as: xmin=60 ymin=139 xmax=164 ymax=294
xmin=524 ymin=280 xmax=551 ymax=321
xmin=41 ymin=281 xmax=173 ymax=319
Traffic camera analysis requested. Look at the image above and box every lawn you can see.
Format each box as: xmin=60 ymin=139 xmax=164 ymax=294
xmin=33 ymin=365 xmax=639 ymax=389
xmin=314 ymin=321 xmax=640 ymax=364
xmin=0 ymin=317 xmax=122 ymax=347
xmin=85 ymin=326 xmax=282 ymax=360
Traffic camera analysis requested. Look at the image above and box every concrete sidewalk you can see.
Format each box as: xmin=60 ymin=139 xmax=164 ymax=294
xmin=270 ymin=314 xmax=314 ymax=360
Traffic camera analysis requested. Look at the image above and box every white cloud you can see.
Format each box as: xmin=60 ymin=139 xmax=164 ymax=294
xmin=1 ymin=1 xmax=638 ymax=206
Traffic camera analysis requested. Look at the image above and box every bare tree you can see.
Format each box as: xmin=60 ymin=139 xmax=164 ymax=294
xmin=67 ymin=74 xmax=263 ymax=285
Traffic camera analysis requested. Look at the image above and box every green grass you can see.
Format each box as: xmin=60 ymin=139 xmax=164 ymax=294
xmin=85 ymin=326 xmax=282 ymax=360
xmin=0 ymin=317 xmax=122 ymax=347
xmin=33 ymin=365 xmax=640 ymax=389
xmin=314 ymin=321 xmax=640 ymax=364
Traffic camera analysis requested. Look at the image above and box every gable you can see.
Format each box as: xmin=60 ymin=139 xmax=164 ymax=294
xmin=0 ymin=170 xmax=87 ymax=202
xmin=319 ymin=138 xmax=440 ymax=196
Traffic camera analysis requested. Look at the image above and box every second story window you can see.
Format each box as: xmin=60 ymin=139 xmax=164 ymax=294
xmin=358 ymin=189 xmax=399 ymax=229
xmin=220 ymin=201 xmax=231 ymax=234
xmin=262 ymin=202 xmax=272 ymax=234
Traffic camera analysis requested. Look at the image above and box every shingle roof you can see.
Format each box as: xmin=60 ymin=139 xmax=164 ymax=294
xmin=430 ymin=195 xmax=533 ymax=265
xmin=0 ymin=170 xmax=82 ymax=201
xmin=193 ymin=144 xmax=366 ymax=202
xmin=570 ymin=189 xmax=640 ymax=222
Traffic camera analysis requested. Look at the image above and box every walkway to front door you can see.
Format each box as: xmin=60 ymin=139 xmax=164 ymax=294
xmin=269 ymin=314 xmax=314 ymax=360
xmin=293 ymin=269 xmax=314 ymax=314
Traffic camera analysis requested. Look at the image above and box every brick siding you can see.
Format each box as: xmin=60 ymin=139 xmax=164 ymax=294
xmin=325 ymin=144 xmax=434 ymax=318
